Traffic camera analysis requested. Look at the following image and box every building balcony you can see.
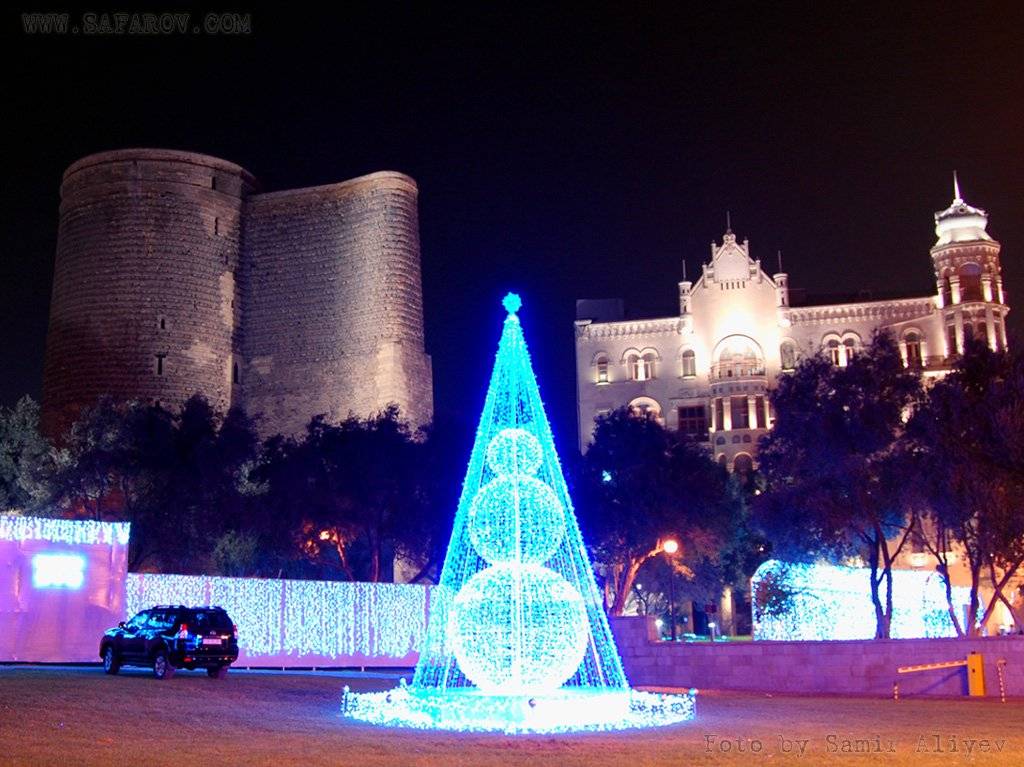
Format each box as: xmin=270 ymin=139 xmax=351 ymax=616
xmin=709 ymin=363 xmax=767 ymax=382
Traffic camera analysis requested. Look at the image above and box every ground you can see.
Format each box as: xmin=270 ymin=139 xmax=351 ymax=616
xmin=0 ymin=667 xmax=1021 ymax=766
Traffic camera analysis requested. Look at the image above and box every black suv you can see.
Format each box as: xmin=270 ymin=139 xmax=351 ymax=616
xmin=100 ymin=605 xmax=239 ymax=679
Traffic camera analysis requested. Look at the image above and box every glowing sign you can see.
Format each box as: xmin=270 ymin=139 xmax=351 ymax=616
xmin=32 ymin=553 xmax=86 ymax=589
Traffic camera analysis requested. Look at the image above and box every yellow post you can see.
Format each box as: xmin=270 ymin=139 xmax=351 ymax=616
xmin=966 ymin=652 xmax=986 ymax=697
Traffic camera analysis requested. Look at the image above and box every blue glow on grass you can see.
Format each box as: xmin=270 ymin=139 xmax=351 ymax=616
xmin=341 ymin=293 xmax=695 ymax=732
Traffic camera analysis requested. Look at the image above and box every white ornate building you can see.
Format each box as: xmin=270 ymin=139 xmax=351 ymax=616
xmin=574 ymin=177 xmax=1010 ymax=468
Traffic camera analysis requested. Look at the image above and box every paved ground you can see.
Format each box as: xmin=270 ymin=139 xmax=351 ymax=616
xmin=0 ymin=666 xmax=1021 ymax=766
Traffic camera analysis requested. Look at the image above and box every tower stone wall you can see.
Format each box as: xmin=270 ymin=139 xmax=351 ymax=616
xmin=41 ymin=149 xmax=433 ymax=438
xmin=240 ymin=173 xmax=433 ymax=434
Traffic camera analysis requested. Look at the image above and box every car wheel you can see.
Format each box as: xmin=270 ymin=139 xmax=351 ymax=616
xmin=153 ymin=651 xmax=175 ymax=680
xmin=102 ymin=647 xmax=120 ymax=675
xmin=207 ymin=665 xmax=229 ymax=679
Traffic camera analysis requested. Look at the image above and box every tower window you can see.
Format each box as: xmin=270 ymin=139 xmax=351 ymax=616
xmin=232 ymin=362 xmax=240 ymax=385
xmin=155 ymin=354 xmax=166 ymax=376
xmin=158 ymin=316 xmax=166 ymax=331
xmin=214 ymin=217 xmax=220 ymax=236
xmin=715 ymin=398 xmax=725 ymax=431
xmin=730 ymin=396 xmax=749 ymax=429
xmin=946 ymin=324 xmax=958 ymax=356
xmin=959 ymin=263 xmax=983 ymax=303
xmin=755 ymin=396 xmax=766 ymax=428
xmin=594 ymin=353 xmax=609 ymax=384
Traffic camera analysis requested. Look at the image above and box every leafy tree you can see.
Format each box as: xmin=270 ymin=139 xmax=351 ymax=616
xmin=574 ymin=407 xmax=744 ymax=616
xmin=46 ymin=395 xmax=260 ymax=572
xmin=250 ymin=406 xmax=439 ymax=582
xmin=212 ymin=530 xmax=260 ymax=576
xmin=401 ymin=412 xmax=472 ymax=583
xmin=906 ymin=340 xmax=1024 ymax=634
xmin=0 ymin=396 xmax=51 ymax=511
xmin=756 ymin=331 xmax=921 ymax=638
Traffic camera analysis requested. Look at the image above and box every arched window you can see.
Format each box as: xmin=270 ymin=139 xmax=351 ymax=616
xmin=843 ymin=338 xmax=856 ymax=365
xmin=780 ymin=341 xmax=796 ymax=371
xmin=681 ymin=349 xmax=696 ymax=378
xmin=712 ymin=336 xmax=764 ymax=380
xmin=826 ymin=338 xmax=841 ymax=366
xmin=904 ymin=332 xmax=922 ymax=368
xmin=628 ymin=396 xmax=662 ymax=422
xmin=959 ymin=263 xmax=983 ymax=303
xmin=594 ymin=352 xmax=610 ymax=384
xmin=626 ymin=349 xmax=658 ymax=381
xmin=734 ymin=453 xmax=754 ymax=476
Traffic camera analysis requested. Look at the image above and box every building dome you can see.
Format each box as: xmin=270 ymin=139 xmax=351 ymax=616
xmin=934 ymin=173 xmax=991 ymax=245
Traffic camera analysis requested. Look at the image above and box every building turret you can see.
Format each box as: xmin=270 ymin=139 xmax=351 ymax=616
xmin=930 ymin=173 xmax=1008 ymax=356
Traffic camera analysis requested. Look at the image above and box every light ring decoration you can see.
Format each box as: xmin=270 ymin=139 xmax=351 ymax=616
xmin=467 ymin=475 xmax=566 ymax=565
xmin=448 ymin=563 xmax=588 ymax=693
xmin=485 ymin=427 xmax=544 ymax=476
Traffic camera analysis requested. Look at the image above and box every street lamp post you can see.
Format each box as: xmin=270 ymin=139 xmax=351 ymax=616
xmin=662 ymin=538 xmax=679 ymax=641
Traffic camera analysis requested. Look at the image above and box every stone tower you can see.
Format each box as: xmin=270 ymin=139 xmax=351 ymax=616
xmin=41 ymin=149 xmax=433 ymax=438
xmin=930 ymin=173 xmax=1009 ymax=356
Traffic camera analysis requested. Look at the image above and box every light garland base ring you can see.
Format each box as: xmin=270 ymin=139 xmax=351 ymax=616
xmin=340 ymin=684 xmax=696 ymax=734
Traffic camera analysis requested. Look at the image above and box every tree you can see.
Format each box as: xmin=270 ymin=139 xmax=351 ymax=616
xmin=0 ymin=396 xmax=51 ymax=511
xmin=574 ymin=407 xmax=744 ymax=616
xmin=756 ymin=331 xmax=921 ymax=638
xmin=906 ymin=340 xmax=1024 ymax=635
xmin=250 ymin=405 xmax=435 ymax=582
xmin=46 ymin=395 xmax=261 ymax=573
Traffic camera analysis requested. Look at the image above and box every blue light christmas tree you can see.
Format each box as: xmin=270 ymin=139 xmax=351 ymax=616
xmin=413 ymin=292 xmax=627 ymax=695
xmin=342 ymin=294 xmax=695 ymax=732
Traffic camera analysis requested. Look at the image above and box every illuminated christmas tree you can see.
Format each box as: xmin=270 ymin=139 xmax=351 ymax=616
xmin=342 ymin=294 xmax=695 ymax=732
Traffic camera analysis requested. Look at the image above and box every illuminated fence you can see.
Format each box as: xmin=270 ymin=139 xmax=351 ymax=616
xmin=751 ymin=560 xmax=974 ymax=641
xmin=126 ymin=573 xmax=433 ymax=666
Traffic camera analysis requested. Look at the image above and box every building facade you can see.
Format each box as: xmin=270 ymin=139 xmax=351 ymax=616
xmin=42 ymin=149 xmax=433 ymax=438
xmin=574 ymin=178 xmax=1009 ymax=467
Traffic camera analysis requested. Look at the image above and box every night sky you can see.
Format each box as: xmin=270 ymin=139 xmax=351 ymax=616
xmin=5 ymin=5 xmax=1022 ymax=448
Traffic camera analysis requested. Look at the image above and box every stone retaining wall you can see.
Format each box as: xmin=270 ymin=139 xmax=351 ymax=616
xmin=611 ymin=616 xmax=1024 ymax=698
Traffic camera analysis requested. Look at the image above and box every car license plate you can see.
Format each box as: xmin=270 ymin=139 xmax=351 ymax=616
xmin=202 ymin=637 xmax=222 ymax=646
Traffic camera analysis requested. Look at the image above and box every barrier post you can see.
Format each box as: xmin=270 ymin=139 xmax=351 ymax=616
xmin=996 ymin=658 xmax=1007 ymax=703
xmin=966 ymin=652 xmax=986 ymax=697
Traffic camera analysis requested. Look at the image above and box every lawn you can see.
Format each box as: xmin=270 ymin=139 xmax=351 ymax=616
xmin=0 ymin=666 xmax=1021 ymax=766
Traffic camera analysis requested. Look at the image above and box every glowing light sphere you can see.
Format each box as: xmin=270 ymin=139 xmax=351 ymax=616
xmin=502 ymin=291 xmax=522 ymax=315
xmin=468 ymin=475 xmax=565 ymax=564
xmin=449 ymin=563 xmax=588 ymax=693
xmin=485 ymin=427 xmax=543 ymax=476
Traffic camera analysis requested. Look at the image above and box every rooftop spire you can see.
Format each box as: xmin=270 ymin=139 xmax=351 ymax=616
xmin=777 ymin=250 xmax=783 ymax=273
xmin=953 ymin=170 xmax=962 ymax=203
xmin=725 ymin=210 xmax=732 ymax=234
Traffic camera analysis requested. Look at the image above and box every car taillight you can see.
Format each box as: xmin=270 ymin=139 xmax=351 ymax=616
xmin=178 ymin=623 xmax=189 ymax=639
